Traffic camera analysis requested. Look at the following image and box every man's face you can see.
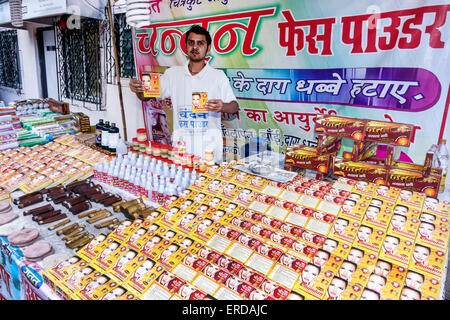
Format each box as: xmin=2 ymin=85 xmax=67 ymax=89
xmin=186 ymin=32 xmax=210 ymax=62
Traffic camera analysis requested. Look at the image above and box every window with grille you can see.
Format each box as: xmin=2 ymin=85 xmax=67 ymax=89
xmin=105 ymin=10 xmax=136 ymax=84
xmin=0 ymin=29 xmax=22 ymax=91
xmin=55 ymin=18 xmax=102 ymax=109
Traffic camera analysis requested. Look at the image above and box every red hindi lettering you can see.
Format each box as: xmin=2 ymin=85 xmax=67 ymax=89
xmin=341 ymin=5 xmax=450 ymax=53
xmin=278 ymin=10 xmax=335 ymax=56
xmin=142 ymin=8 xmax=276 ymax=58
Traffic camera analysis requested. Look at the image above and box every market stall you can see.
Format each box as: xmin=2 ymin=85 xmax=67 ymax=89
xmin=1 ymin=0 xmax=450 ymax=302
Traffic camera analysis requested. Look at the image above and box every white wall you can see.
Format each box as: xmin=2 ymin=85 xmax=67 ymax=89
xmin=0 ymin=24 xmax=41 ymax=104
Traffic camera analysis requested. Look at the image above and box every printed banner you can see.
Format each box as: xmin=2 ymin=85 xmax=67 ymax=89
xmin=131 ymin=0 xmax=450 ymax=165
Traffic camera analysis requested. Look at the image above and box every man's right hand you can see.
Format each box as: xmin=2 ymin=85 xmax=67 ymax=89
xmin=129 ymin=78 xmax=144 ymax=94
xmin=129 ymin=78 xmax=150 ymax=101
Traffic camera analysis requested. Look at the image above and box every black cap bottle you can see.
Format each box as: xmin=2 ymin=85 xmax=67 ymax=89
xmin=108 ymin=123 xmax=120 ymax=155
xmin=95 ymin=119 xmax=104 ymax=147
xmin=101 ymin=121 xmax=111 ymax=151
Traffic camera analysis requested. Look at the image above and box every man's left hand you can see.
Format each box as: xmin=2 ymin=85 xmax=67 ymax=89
xmin=205 ymin=99 xmax=223 ymax=112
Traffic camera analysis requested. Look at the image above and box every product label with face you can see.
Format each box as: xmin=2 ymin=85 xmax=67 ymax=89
xmin=378 ymin=235 xmax=414 ymax=268
xmin=329 ymin=217 xmax=360 ymax=243
xmin=387 ymin=210 xmax=421 ymax=240
xmin=110 ymin=250 xmax=142 ymax=282
xmin=408 ymin=244 xmax=446 ymax=277
xmin=352 ymin=224 xmax=386 ymax=254
xmin=127 ymin=259 xmax=162 ymax=294
xmin=415 ymin=216 xmax=449 ymax=251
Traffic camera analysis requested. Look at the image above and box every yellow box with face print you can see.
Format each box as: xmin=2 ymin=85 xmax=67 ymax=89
xmin=352 ymin=223 xmax=386 ymax=254
xmin=125 ymin=257 xmax=164 ymax=295
xmin=378 ymin=235 xmax=414 ymax=268
xmin=408 ymin=243 xmax=446 ymax=278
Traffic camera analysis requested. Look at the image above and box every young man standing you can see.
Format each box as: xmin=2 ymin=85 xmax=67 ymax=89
xmin=130 ymin=25 xmax=239 ymax=163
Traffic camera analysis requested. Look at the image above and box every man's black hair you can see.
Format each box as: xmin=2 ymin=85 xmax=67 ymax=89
xmin=185 ymin=25 xmax=212 ymax=47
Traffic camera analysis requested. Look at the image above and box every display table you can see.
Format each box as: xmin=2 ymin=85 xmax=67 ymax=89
xmin=0 ymin=182 xmax=159 ymax=300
